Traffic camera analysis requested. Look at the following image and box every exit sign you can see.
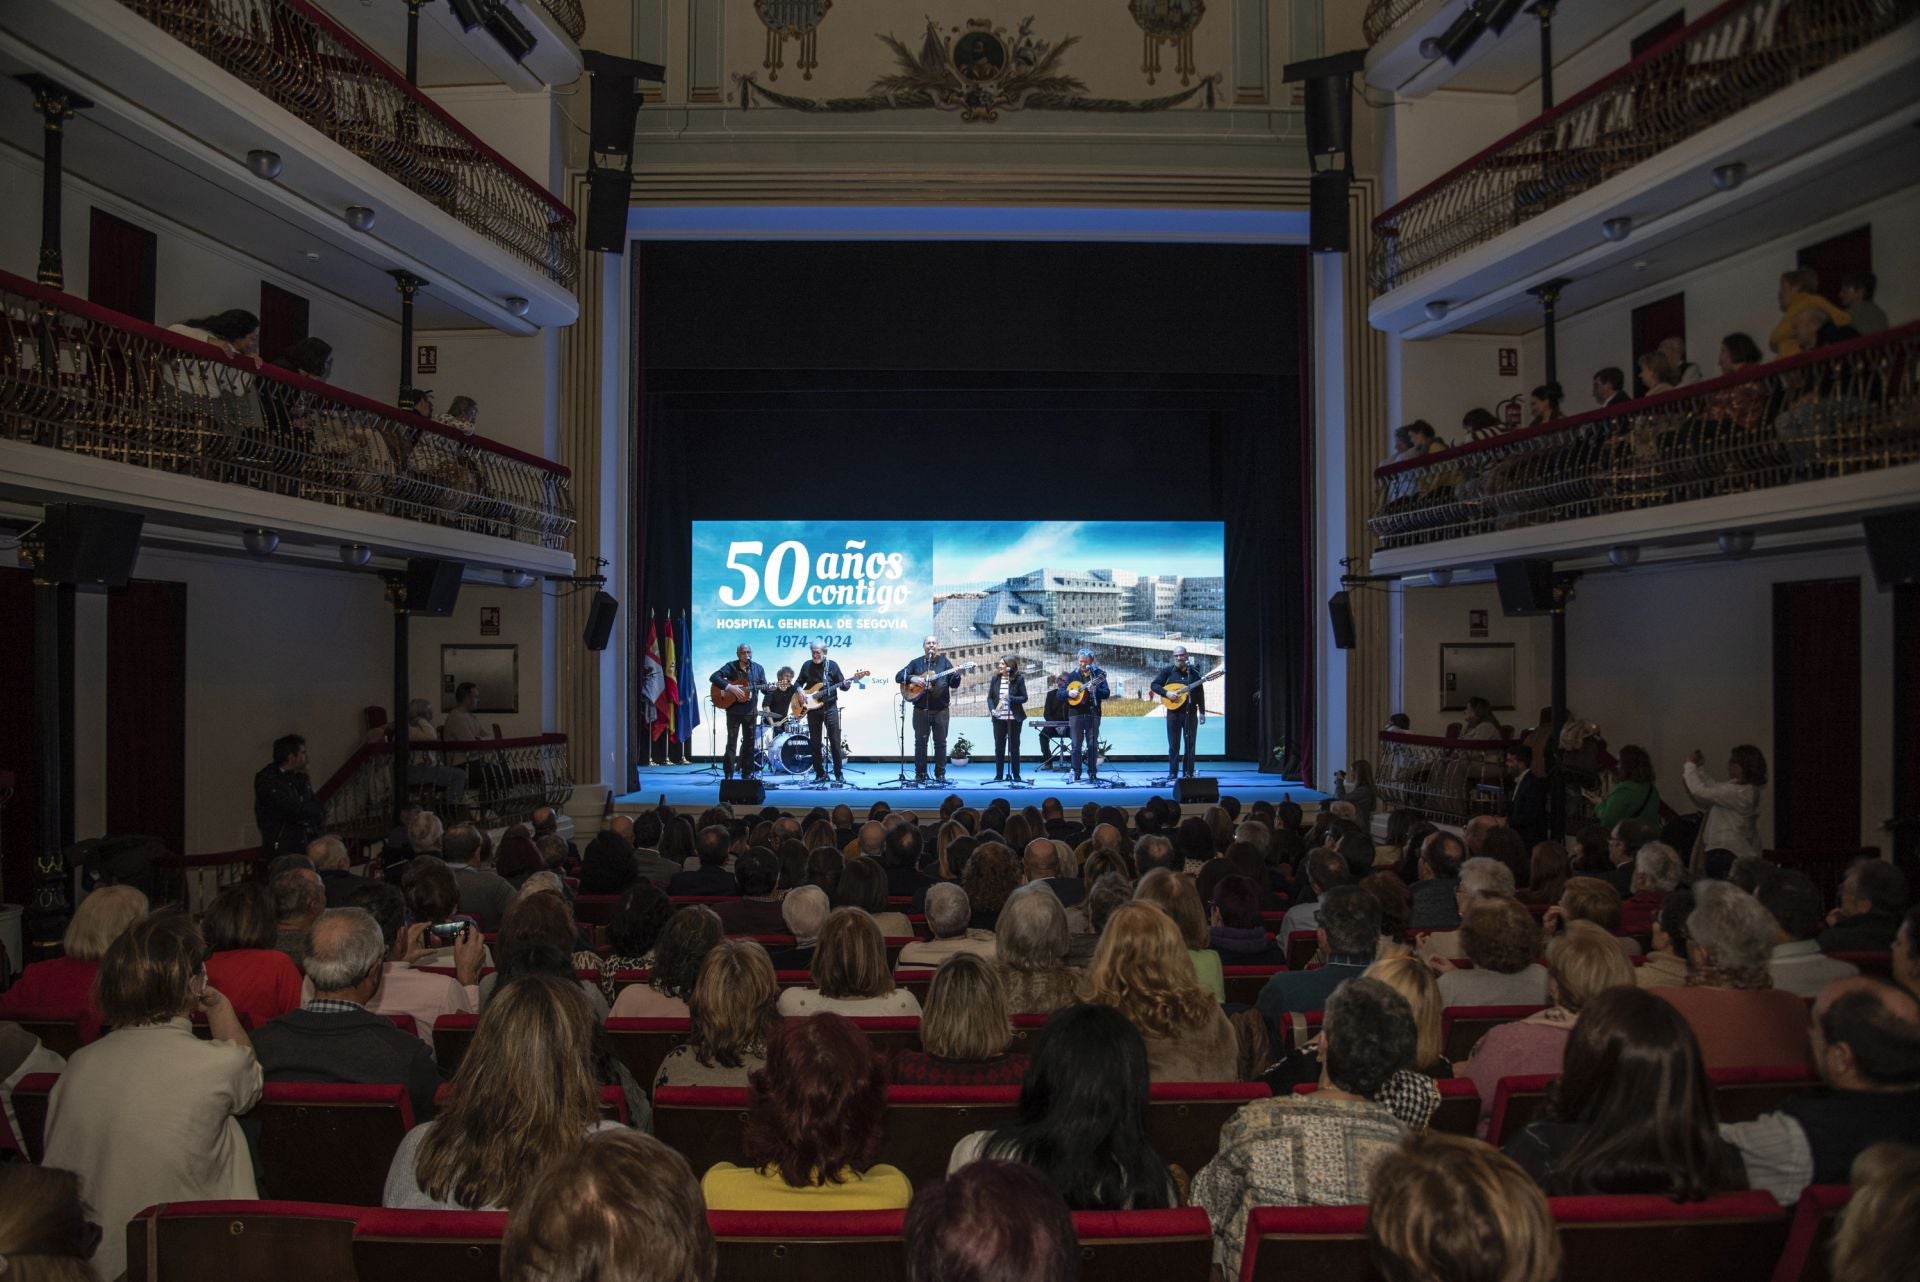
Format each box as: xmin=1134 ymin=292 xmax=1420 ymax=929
xmin=416 ymin=345 xmax=437 ymax=374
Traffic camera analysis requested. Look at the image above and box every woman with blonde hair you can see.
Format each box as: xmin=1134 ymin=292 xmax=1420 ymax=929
xmin=655 ymin=939 xmax=781 ymax=1089
xmin=933 ymin=820 xmax=973 ymax=883
xmin=1366 ymin=953 xmax=1449 ymax=1078
xmin=1083 ymin=902 xmax=1236 ymax=1082
xmin=891 ymin=954 xmax=1027 ymax=1086
xmin=778 ymin=907 xmax=921 ymax=1016
xmin=384 ymin=973 xmax=619 ymax=1210
xmin=1133 ymin=867 xmax=1225 ymax=1002
xmin=611 ymin=906 xmax=723 ymax=1019
xmin=0 ymin=1165 xmax=102 ymax=1282
xmin=0 ymin=885 xmax=148 ymax=1029
xmin=1831 ymin=1143 xmax=1920 ymax=1282
xmin=994 ymin=884 xmax=1082 ymax=1016
xmin=1367 ymin=1133 xmax=1560 ymax=1282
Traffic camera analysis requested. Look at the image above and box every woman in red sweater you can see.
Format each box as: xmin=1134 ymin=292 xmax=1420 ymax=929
xmin=0 ymin=885 xmax=149 ymax=1033
xmin=889 ymin=953 xmax=1029 ymax=1086
xmin=200 ymin=882 xmax=304 ymax=1029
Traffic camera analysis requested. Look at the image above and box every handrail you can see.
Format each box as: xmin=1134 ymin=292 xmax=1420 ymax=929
xmin=1364 ymin=0 xmax=1434 ymax=45
xmin=1369 ymin=0 xmax=1919 ymax=294
xmin=113 ymin=0 xmax=578 ymax=286
xmin=1380 ymin=730 xmax=1523 ymax=750
xmin=1370 ymin=322 xmax=1920 ymax=550
xmin=1 ymin=271 xmax=576 ymax=549
xmin=532 ymin=0 xmax=586 ymax=42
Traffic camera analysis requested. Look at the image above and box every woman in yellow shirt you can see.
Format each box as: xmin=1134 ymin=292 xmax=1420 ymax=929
xmin=700 ymin=1012 xmax=913 ymax=1211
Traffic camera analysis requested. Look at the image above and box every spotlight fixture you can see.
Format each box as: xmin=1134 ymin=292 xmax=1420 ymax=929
xmin=242 ymin=528 xmax=280 ymax=556
xmin=344 ymin=205 xmax=377 ymax=232
xmin=245 ymin=149 xmax=283 ymax=179
xmin=1601 ymin=215 xmax=1633 ymax=242
xmin=1481 ymin=0 xmax=1531 ymax=36
xmin=339 ymin=543 xmax=373 ymax=568
xmin=446 ymin=0 xmax=483 ymax=29
xmin=1425 ymin=300 xmax=1451 ymax=321
xmin=1711 ymin=161 xmax=1748 ymax=191
xmin=1718 ymin=530 xmax=1755 ymax=557
xmin=1429 ymin=568 xmax=1455 ymax=587
xmin=503 ymin=296 xmax=530 ymax=318
xmin=1421 ymin=7 xmax=1487 ymax=63
xmin=502 ymin=569 xmax=537 ymax=589
xmin=1607 ymin=545 xmax=1641 ymax=568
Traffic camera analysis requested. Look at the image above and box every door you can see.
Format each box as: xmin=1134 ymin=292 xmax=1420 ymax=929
xmin=1629 ymin=293 xmax=1686 ymax=395
xmin=1797 ymin=226 xmax=1872 ymax=301
xmin=107 ymin=581 xmax=187 ymax=855
xmin=1772 ymin=578 xmax=1861 ymax=851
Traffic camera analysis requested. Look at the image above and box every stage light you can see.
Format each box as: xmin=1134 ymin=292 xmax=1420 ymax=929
xmin=446 ymin=0 xmax=483 ymax=30
xmin=1602 ymin=216 xmax=1633 ymax=242
xmin=1428 ymin=567 xmax=1455 ymax=587
xmin=345 ymin=205 xmax=376 ymax=232
xmin=1421 ymin=8 xmax=1487 ymax=63
xmin=1607 ymin=545 xmax=1640 ymax=568
xmin=1481 ymin=0 xmax=1531 ymax=36
xmin=502 ymin=569 xmax=536 ymax=588
xmin=242 ymin=528 xmax=280 ymax=555
xmin=245 ymin=149 xmax=283 ymax=180
xmin=503 ymin=296 xmax=530 ymax=317
xmin=339 ymin=543 xmax=373 ymax=568
xmin=1711 ymin=161 xmax=1748 ymax=191
xmin=1718 ymin=530 xmax=1755 ymax=557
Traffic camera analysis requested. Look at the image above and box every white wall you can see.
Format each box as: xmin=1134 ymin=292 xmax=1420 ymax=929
xmin=1387 ymin=90 xmax=1523 ymax=205
xmin=424 ymin=86 xmax=564 ymax=195
xmin=409 ymin=326 xmax=559 ymax=459
xmin=1397 ymin=581 xmax=1553 ymax=734
xmin=1396 ymin=331 xmax=1540 ymax=441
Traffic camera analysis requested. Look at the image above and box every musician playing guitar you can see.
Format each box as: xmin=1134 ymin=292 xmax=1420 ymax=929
xmin=1066 ymin=649 xmax=1110 ymax=784
xmin=986 ymin=654 xmax=1028 ymax=783
xmin=708 ymin=643 xmax=768 ymax=781
xmin=895 ymin=634 xmax=968 ymax=784
xmin=1149 ymin=645 xmax=1210 ymax=781
xmin=796 ymin=642 xmax=853 ymax=784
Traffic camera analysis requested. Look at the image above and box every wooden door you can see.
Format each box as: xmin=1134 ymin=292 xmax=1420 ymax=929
xmin=1772 ymin=578 xmax=1861 ymax=850
xmin=1629 ymin=293 xmax=1686 ymax=395
xmin=107 ymin=580 xmax=187 ymax=855
xmin=1797 ymin=226 xmax=1872 ymax=300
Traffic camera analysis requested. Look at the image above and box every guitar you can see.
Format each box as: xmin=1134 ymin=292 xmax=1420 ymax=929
xmin=1157 ymin=668 xmax=1226 ymax=711
xmin=796 ymin=669 xmax=872 ymax=713
xmin=709 ymin=675 xmax=775 ymax=709
xmin=1066 ymin=667 xmax=1107 ymax=708
xmin=900 ymin=661 xmax=978 ymax=702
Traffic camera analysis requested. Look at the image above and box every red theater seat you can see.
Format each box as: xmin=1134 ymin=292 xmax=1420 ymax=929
xmin=604 ymin=1016 xmax=691 ymax=1087
xmin=8 ymin=1010 xmax=102 ymax=1057
xmin=710 ymin=1210 xmax=907 ymax=1282
xmin=127 ymin=1200 xmax=363 ymax=1282
xmin=351 ymin=1208 xmax=508 ymax=1282
xmin=9 ymin=1071 xmax=56 ymax=1162
xmin=1240 ymin=1205 xmax=1370 ymax=1282
xmin=1826 ymin=951 xmax=1891 ymax=978
xmin=1485 ymin=1073 xmax=1557 ymax=1147
xmin=1144 ymin=1082 xmax=1268 ymax=1175
xmin=250 ymin=1083 xmax=416 ymax=1205
xmin=1441 ymin=1004 xmax=1547 ymax=1061
xmin=431 ymin=1011 xmax=479 ymax=1075
xmin=1772 ymin=1185 xmax=1851 ymax=1282
xmin=1223 ymin=965 xmax=1286 ymax=1007
xmin=1489 ymin=1066 xmax=1822 ymax=1146
xmin=1551 ymin=1191 xmax=1788 ymax=1281
xmin=1074 ymin=1208 xmax=1215 ymax=1282
xmin=1287 ymin=931 xmax=1319 ymax=971
xmin=571 ymin=894 xmax=621 ymax=926
xmin=1430 ymin=1077 xmax=1482 ymax=1135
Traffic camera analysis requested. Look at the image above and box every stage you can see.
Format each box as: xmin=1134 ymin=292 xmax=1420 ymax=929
xmin=617 ymin=759 xmax=1329 ymax=813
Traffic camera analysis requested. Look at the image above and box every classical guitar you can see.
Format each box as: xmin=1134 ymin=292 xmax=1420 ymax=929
xmin=796 ymin=669 xmax=872 ymax=713
xmin=900 ymin=661 xmax=978 ymax=702
xmin=1066 ymin=668 xmax=1107 ymax=708
xmin=709 ymin=675 xmax=775 ymax=709
xmin=1157 ymin=668 xmax=1225 ymax=711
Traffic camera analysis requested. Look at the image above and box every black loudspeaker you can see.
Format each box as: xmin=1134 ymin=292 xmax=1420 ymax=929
xmin=582 ymin=50 xmax=653 ymax=156
xmin=1863 ymin=508 xmax=1920 ymax=589
xmin=584 ymin=164 xmax=629 ymax=254
xmin=1494 ymin=559 xmax=1556 ymax=616
xmin=1328 ymin=590 xmax=1356 ymax=650
xmin=1303 ymin=75 xmax=1354 ymax=158
xmin=720 ymin=779 xmax=766 ymax=806
xmin=1310 ymin=169 xmax=1351 ymax=254
xmin=34 ymin=503 xmax=144 ymax=586
xmin=583 ymin=591 xmax=619 ymax=651
xmin=404 ymin=558 xmax=464 ymax=616
xmin=1175 ymin=777 xmax=1219 ymax=804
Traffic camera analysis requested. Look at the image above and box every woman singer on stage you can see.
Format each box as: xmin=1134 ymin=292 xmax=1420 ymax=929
xmin=987 ymin=655 xmax=1029 ymax=783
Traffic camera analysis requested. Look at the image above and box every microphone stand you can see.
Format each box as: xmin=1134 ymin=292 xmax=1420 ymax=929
xmin=882 ymin=686 xmax=914 ymax=789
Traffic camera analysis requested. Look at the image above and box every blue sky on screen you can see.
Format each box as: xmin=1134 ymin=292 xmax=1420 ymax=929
xmin=934 ymin=521 xmax=1223 ymax=588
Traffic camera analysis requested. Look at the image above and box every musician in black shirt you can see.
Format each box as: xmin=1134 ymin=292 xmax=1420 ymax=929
xmin=1149 ymin=646 xmax=1208 ymax=780
xmin=986 ymin=655 xmax=1028 ymax=782
xmin=796 ymin=642 xmax=851 ymax=784
xmin=1040 ymin=673 xmax=1072 ymax=769
xmin=1066 ymin=649 xmax=1110 ymax=783
xmin=709 ymin=643 xmax=768 ymax=780
xmin=896 ymin=634 xmax=964 ymax=784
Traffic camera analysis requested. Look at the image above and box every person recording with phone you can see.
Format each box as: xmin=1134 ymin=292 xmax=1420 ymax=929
xmin=710 ymin=642 xmax=768 ymax=781
xmin=987 ymin=654 xmax=1029 ymax=782
xmin=897 ymin=634 xmax=964 ymax=784
xmin=797 ymin=642 xmax=852 ymax=785
xmin=1067 ymin=649 xmax=1110 ymax=784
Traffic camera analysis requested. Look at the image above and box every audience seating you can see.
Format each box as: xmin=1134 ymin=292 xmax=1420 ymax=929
xmin=1239 ymin=1205 xmax=1370 ymax=1282
xmin=10 ymin=1070 xmax=55 ymax=1162
xmin=571 ymin=894 xmax=620 ymax=926
xmin=1826 ymin=950 xmax=1891 ymax=978
xmin=431 ymin=1012 xmax=479 ymax=1075
xmin=1440 ymin=1004 xmax=1547 ymax=1062
xmin=1486 ymin=1066 xmax=1823 ymax=1146
xmin=1072 ymin=1207 xmax=1215 ymax=1281
xmin=351 ymin=1208 xmax=508 ymax=1282
xmin=8 ymin=1011 xmax=101 ymax=1057
xmin=1771 ymin=1185 xmax=1851 ymax=1282
xmin=1223 ymin=965 xmax=1287 ymax=1007
xmin=1143 ymin=1082 xmax=1269 ymax=1175
xmin=127 ymin=1200 xmax=363 ymax=1282
xmin=1287 ymin=931 xmax=1319 ymax=970
xmin=709 ymin=1210 xmax=909 ymax=1282
xmin=249 ymin=1083 xmax=415 ymax=1205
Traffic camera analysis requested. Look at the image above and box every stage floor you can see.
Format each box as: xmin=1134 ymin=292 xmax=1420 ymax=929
xmin=618 ymin=759 xmax=1329 ymax=813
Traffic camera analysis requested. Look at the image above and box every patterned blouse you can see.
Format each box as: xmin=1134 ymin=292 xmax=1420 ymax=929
xmin=1192 ymin=1094 xmax=1408 ymax=1281
xmin=575 ymin=950 xmax=654 ymax=1005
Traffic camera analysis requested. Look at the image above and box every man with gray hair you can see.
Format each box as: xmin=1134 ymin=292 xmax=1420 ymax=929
xmin=308 ymin=834 xmax=375 ymax=908
xmin=896 ymin=633 xmax=965 ymax=785
xmin=1418 ymin=855 xmax=1516 ymax=962
xmin=443 ymin=822 xmax=514 ymax=931
xmin=251 ymin=907 xmax=444 ymax=1121
xmin=1024 ymin=838 xmax=1085 ymax=908
xmin=897 ymin=883 xmax=996 ymax=969
xmin=1653 ymin=880 xmax=1814 ymax=1070
xmin=271 ymin=868 xmax=327 ymax=968
xmin=1134 ymin=832 xmax=1179 ymax=876
xmin=767 ymin=885 xmax=831 ymax=970
xmin=1065 ymin=649 xmax=1109 ymax=784
xmin=1621 ymin=842 xmax=1685 ymax=936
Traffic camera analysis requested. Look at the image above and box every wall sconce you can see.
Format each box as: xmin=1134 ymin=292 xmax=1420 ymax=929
xmin=1718 ymin=530 xmax=1755 ymax=557
xmin=1711 ymin=161 xmax=1748 ymax=191
xmin=1428 ymin=567 xmax=1455 ymax=587
xmin=339 ymin=544 xmax=373 ymax=568
xmin=242 ymin=528 xmax=280 ymax=555
xmin=1607 ymin=545 xmax=1640 ymax=568
xmin=1424 ymin=300 xmax=1450 ymax=321
xmin=1601 ymin=216 xmax=1633 ymax=242
xmin=503 ymin=569 xmax=536 ymax=588
xmin=345 ymin=205 xmax=377 ymax=232
xmin=503 ymin=297 xmax=530 ymax=318
xmin=245 ymin=149 xmax=283 ymax=179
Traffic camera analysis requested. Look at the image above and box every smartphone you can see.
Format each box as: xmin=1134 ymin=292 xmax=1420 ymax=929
xmin=426 ymin=921 xmax=469 ymax=942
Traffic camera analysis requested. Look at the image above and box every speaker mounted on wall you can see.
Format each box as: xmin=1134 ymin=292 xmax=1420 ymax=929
xmin=583 ymin=591 xmax=619 ymax=651
xmin=1494 ymin=559 xmax=1556 ymax=616
xmin=1281 ymin=50 xmax=1366 ymax=256
xmin=1328 ymin=590 xmax=1357 ymax=650
xmin=403 ymin=558 xmax=464 ymax=616
xmin=29 ymin=503 xmax=145 ymax=587
xmin=1863 ymin=507 xmax=1920 ymax=589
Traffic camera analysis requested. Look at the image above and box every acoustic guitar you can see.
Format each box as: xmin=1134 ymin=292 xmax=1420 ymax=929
xmin=901 ymin=661 xmax=978 ymax=702
xmin=709 ymin=674 xmax=773 ymax=709
xmin=1066 ymin=667 xmax=1107 ymax=708
xmin=1157 ymin=668 xmax=1225 ymax=711
xmin=796 ymin=669 xmax=872 ymax=713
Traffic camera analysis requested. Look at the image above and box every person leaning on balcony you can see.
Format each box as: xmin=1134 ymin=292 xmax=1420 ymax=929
xmin=1659 ymin=336 xmax=1705 ymax=386
xmin=1592 ymin=367 xmax=1629 ymax=408
xmin=1636 ymin=351 xmax=1677 ymax=397
xmin=1705 ymin=332 xmax=1769 ymax=436
xmin=1838 ymin=271 xmax=1887 ymax=335
xmin=1527 ymin=384 xmax=1563 ymax=427
xmin=437 ymin=395 xmax=480 ymax=436
xmin=1769 ymin=268 xmax=1850 ymax=357
xmin=1461 ymin=407 xmax=1504 ymax=442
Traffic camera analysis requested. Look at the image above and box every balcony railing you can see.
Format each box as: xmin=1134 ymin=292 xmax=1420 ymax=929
xmin=1378 ymin=731 xmax=1604 ymax=828
xmin=534 ymin=0 xmax=586 ymax=42
xmin=1369 ymin=0 xmax=1918 ymax=295
xmin=0 ymin=270 xmax=575 ymax=549
xmin=1364 ymin=0 xmax=1429 ymax=45
xmin=116 ymin=0 xmax=578 ymax=288
xmin=1370 ymin=323 xmax=1920 ymax=550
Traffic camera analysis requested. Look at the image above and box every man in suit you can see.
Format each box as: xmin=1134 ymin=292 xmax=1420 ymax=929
xmin=1592 ymin=366 xmax=1629 ymax=408
xmin=796 ymin=642 xmax=852 ymax=784
xmin=667 ymin=825 xmax=741 ymax=895
xmin=1507 ymin=745 xmax=1550 ymax=849
xmin=710 ymin=643 xmax=768 ymax=781
xmin=1023 ymin=838 xmax=1084 ymax=908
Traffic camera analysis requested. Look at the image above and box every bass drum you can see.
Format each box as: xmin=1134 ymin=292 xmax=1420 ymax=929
xmin=778 ymin=733 xmax=813 ymax=776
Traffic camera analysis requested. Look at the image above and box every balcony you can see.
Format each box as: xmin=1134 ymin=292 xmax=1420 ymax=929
xmin=1367 ymin=324 xmax=1920 ymax=573
xmin=1365 ymin=0 xmax=1670 ymax=98
xmin=0 ymin=269 xmax=575 ymax=573
xmin=1368 ymin=0 xmax=1920 ymax=338
xmin=308 ymin=0 xmax=585 ymax=92
xmin=0 ymin=0 xmax=578 ymax=332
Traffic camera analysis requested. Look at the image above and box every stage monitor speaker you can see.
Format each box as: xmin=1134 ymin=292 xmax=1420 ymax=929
xmin=1495 ymin=559 xmax=1556 ymax=616
xmin=1310 ymin=169 xmax=1350 ymax=254
xmin=34 ymin=503 xmax=144 ymax=587
xmin=1863 ymin=508 xmax=1920 ymax=589
xmin=584 ymin=165 xmax=629 ymax=254
xmin=584 ymin=591 xmax=619 ymax=651
xmin=404 ymin=558 xmax=464 ymax=616
xmin=719 ymin=779 xmax=766 ymax=806
xmin=1328 ymin=590 xmax=1356 ymax=650
xmin=1175 ymin=777 xmax=1219 ymax=804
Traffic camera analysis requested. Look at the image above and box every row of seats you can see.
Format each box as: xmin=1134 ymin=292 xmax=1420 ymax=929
xmin=114 ymin=1187 xmax=1851 ymax=1282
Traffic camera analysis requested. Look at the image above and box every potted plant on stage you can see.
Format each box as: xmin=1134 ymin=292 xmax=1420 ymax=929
xmin=950 ymin=736 xmax=974 ymax=768
xmin=1097 ymin=739 xmax=1113 ymax=769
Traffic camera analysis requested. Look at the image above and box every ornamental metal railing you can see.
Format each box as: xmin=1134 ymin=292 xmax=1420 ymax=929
xmin=1369 ymin=0 xmax=1919 ymax=295
xmin=534 ymin=0 xmax=586 ymax=42
xmin=114 ymin=0 xmax=578 ymax=288
xmin=1364 ymin=0 xmax=1430 ymax=45
xmin=0 ymin=270 xmax=575 ymax=549
xmin=1370 ymin=323 xmax=1920 ymax=550
xmin=1377 ymin=731 xmax=1519 ymax=823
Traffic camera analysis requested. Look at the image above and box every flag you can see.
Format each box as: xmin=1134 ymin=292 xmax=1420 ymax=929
xmin=675 ymin=611 xmax=701 ymax=745
xmin=640 ymin=614 xmax=666 ymax=740
xmin=660 ymin=612 xmax=681 ymax=741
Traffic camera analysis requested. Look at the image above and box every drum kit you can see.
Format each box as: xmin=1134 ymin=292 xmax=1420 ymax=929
xmin=750 ymin=709 xmax=850 ymax=777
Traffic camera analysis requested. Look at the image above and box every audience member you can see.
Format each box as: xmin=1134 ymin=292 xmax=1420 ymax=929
xmin=442 ymin=823 xmax=516 ymax=930
xmin=1332 ymin=760 xmax=1378 ymax=830
xmin=1503 ymin=746 xmax=1547 ymax=849
xmin=43 ymin=910 xmax=261 ymax=1282
xmin=1621 ymin=841 xmax=1684 ymax=936
xmin=1828 ymin=1142 xmax=1920 ymax=1282
xmin=963 ymin=844 xmax=1022 ymax=928
xmin=1083 ymin=903 xmax=1235 ymax=1082
xmin=1637 ymin=888 xmax=1695 ymax=989
xmin=1721 ymin=976 xmax=1920 ymax=1204
xmin=1436 ymin=896 xmax=1549 ymax=1008
xmin=1367 ymin=953 xmax=1450 ymax=1079
xmin=353 ymin=881 xmax=482 ymax=1042
xmin=1527 ymin=383 xmax=1563 ymax=426
xmin=891 ymin=954 xmax=1027 ymax=1086
xmin=1410 ymin=831 xmax=1466 ymax=929
xmin=1682 ymin=745 xmax=1766 ymax=871
xmin=1257 ymin=885 xmax=1380 ymax=1022
xmin=0 ymin=1164 xmax=105 ymax=1282
xmin=654 ymin=940 xmax=780 ymax=1089
xmin=1654 ymin=881 xmax=1814 ymax=1071
xmin=0 ymin=885 xmax=147 ymax=1028
xmin=1770 ymin=267 xmax=1850 ymax=355
xmin=669 ymin=826 xmax=742 ymax=896
xmin=483 ymin=892 xmax=610 ymax=1019
xmin=1837 ymin=270 xmax=1887 ymax=334
xmin=1895 ymin=904 xmax=1920 ymax=1002
xmin=1193 ymin=978 xmax=1412 ymax=1281
xmin=1276 ymin=847 xmax=1347 ymax=943
xmin=1637 ymin=350 xmax=1678 ymax=396
xmin=307 ymin=834 xmax=373 ymax=907
xmin=1210 ymin=875 xmax=1287 ymax=966
xmin=1021 ymin=838 xmax=1085 ymax=908
xmin=1360 ymin=870 xmax=1413 ymax=947
xmin=1592 ymin=744 xmax=1661 ymax=827
xmin=200 ymin=881 xmax=305 ymax=1029
xmin=591 ymin=883 xmax=673 ymax=1002
xmin=494 ymin=826 xmax=547 ymax=890
xmin=612 ymin=906 xmax=723 ymax=1019
xmin=836 ymin=856 xmax=914 ymax=936
xmin=1820 ymin=857 xmax=1909 ymax=952
xmin=995 ymin=884 xmax=1081 ymax=1016
xmin=500 ymin=1129 xmax=715 ymax=1282
xmin=252 ymin=907 xmax=443 ymax=1122
xmin=1417 ymin=856 xmax=1515 ymax=962
xmin=1367 ymin=1134 xmax=1560 ymax=1282
xmin=779 ymin=907 xmax=922 ymax=1016
xmin=1546 ymin=875 xmax=1640 ymax=957
xmin=253 ymin=732 xmax=324 ymax=856
xmin=1760 ymin=869 xmax=1861 ymax=998
xmin=269 ymin=867 xmax=326 ymax=968
xmin=767 ymin=884 xmax=830 ymax=970
xmin=702 ymin=1014 xmax=912 ymax=1210
xmin=1602 ymin=817 xmax=1662 ymax=894
xmin=898 ymin=883 xmax=997 ymax=969
xmin=1517 ymin=842 xmax=1571 ymax=908
xmin=1133 ymin=867 xmax=1224 ymax=1002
